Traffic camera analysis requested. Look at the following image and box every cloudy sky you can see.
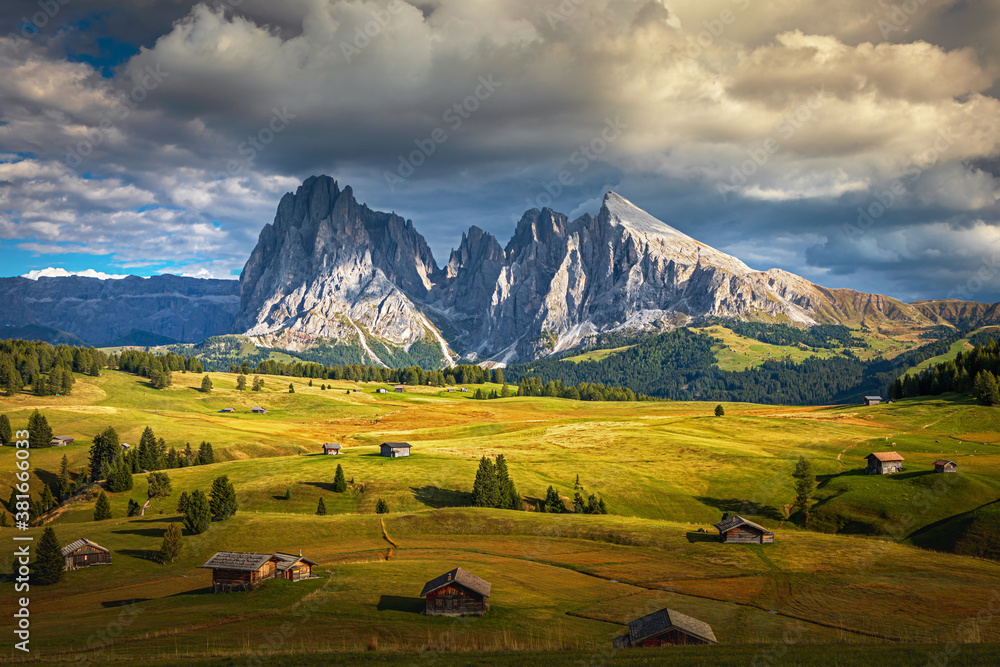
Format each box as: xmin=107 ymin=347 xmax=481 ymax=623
xmin=2 ymin=0 xmax=999 ymax=301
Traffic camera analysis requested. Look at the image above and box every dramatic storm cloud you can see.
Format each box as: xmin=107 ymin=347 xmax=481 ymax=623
xmin=1 ymin=0 xmax=998 ymax=300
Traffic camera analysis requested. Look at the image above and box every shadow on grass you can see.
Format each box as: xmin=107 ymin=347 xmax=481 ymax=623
xmin=112 ymin=527 xmax=171 ymax=537
xmin=302 ymin=481 xmax=343 ymax=494
xmin=377 ymin=595 xmax=424 ymax=613
xmin=888 ymin=470 xmax=935 ymax=481
xmin=694 ymin=497 xmax=784 ymax=521
xmin=686 ymin=532 xmax=718 ymax=543
xmin=117 ymin=548 xmax=160 ymax=561
xmin=101 ymin=598 xmax=151 ymax=608
xmin=410 ymin=486 xmax=473 ymax=509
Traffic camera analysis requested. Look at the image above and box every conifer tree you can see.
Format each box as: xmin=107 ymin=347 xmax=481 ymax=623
xmin=289 ymin=383 xmax=295 ymax=393
xmin=201 ymin=376 xmax=213 ymax=393
xmin=974 ymin=371 xmax=1000 ymax=407
xmin=138 ymin=426 xmax=156 ymax=471
xmin=127 ymin=498 xmax=141 ymax=517
xmin=375 ymin=498 xmax=389 ymax=514
xmin=34 ymin=526 xmax=63 ymax=585
xmin=94 ymin=491 xmax=112 ymax=520
xmin=333 ymin=464 xmax=348 ymax=493
xmin=89 ymin=426 xmax=120 ymax=480
xmin=472 ymin=456 xmax=498 ymax=507
xmin=40 ymin=485 xmax=54 ymax=513
xmin=176 ymin=491 xmax=190 ymax=514
xmin=0 ymin=413 xmax=11 ymax=445
xmin=495 ymin=454 xmax=520 ymax=510
xmin=236 ymin=374 xmax=247 ymax=391
xmin=544 ymin=486 xmax=566 ymax=513
xmin=598 ymin=498 xmax=608 ymax=514
xmin=27 ymin=409 xmax=53 ymax=448
xmin=208 ymin=475 xmax=238 ymax=520
xmin=183 ymin=490 xmax=211 ymax=534
xmin=573 ymin=492 xmax=585 ymax=514
xmin=792 ymin=456 xmax=815 ymax=525
xmin=316 ymin=497 xmax=327 ymax=515
xmin=715 ymin=404 xmax=725 ymax=417
xmin=159 ymin=523 xmax=182 ymax=563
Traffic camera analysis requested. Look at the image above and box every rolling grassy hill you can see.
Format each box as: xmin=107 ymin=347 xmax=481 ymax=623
xmin=2 ymin=370 xmax=1000 ymax=663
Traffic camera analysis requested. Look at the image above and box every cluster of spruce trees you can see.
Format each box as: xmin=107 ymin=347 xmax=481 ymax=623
xmin=888 ymin=337 xmax=1000 ymax=406
xmin=89 ymin=425 xmax=215 ymax=493
xmin=0 ymin=340 xmax=110 ymax=396
xmin=540 ymin=476 xmax=608 ymax=514
xmin=175 ymin=475 xmax=238 ymax=535
xmin=472 ymin=455 xmax=520 ymax=510
xmin=514 ymin=377 xmax=655 ymax=402
xmin=117 ymin=349 xmax=203 ymax=389
xmin=243 ymin=359 xmax=496 ymax=386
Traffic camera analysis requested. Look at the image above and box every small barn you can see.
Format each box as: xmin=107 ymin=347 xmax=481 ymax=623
xmin=394 ymin=386 xmax=404 ymax=393
xmin=863 ymin=396 xmax=882 ymax=406
xmin=62 ymin=538 xmax=111 ymax=571
xmin=613 ymin=607 xmax=718 ymax=648
xmin=218 ymin=408 xmax=235 ymax=413
xmin=376 ymin=388 xmax=389 ymax=394
xmin=380 ymin=442 xmax=411 ymax=458
xmin=713 ymin=515 xmax=774 ymax=544
xmin=934 ymin=459 xmax=958 ymax=473
xmin=201 ymin=552 xmax=279 ymax=592
xmin=50 ymin=436 xmax=74 ymax=447
xmin=252 ymin=407 xmax=268 ymax=414
xmin=120 ymin=443 xmax=131 ymax=451
xmin=866 ymin=451 xmax=904 ymax=475
xmin=274 ymin=552 xmax=318 ymax=581
xmin=322 ymin=443 xmax=342 ymax=455
xmin=420 ymin=567 xmax=491 ymax=616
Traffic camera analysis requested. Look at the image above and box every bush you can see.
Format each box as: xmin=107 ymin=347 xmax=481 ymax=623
xmin=375 ymin=498 xmax=389 ymax=514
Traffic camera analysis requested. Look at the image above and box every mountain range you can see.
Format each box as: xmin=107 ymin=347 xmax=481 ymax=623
xmin=3 ymin=174 xmax=997 ymax=365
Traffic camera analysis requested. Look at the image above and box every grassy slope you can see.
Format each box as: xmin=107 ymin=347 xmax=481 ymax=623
xmin=2 ymin=371 xmax=1000 ymax=662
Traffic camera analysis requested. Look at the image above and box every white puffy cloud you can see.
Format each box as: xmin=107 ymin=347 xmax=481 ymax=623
xmin=22 ymin=267 xmax=130 ymax=280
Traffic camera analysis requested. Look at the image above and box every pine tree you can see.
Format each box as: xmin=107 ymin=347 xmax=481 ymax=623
xmin=792 ymin=456 xmax=815 ymax=525
xmin=183 ymin=443 xmax=194 ymax=466
xmin=138 ymin=426 xmax=156 ymax=471
xmin=58 ymin=455 xmax=70 ymax=499
xmin=106 ymin=461 xmax=133 ymax=492
xmin=586 ymin=494 xmax=600 ymax=514
xmin=176 ymin=491 xmax=190 ymax=514
xmin=472 ymin=457 xmax=498 ymax=507
xmin=0 ymin=413 xmax=11 ymax=445
xmin=236 ymin=374 xmax=247 ymax=391
xmin=197 ymin=441 xmax=214 ymax=465
xmin=34 ymin=526 xmax=63 ymax=585
xmin=288 ymin=382 xmax=295 ymax=393
xmin=159 ymin=523 xmax=182 ymax=563
xmin=94 ymin=491 xmax=112 ymax=520
xmin=27 ymin=409 xmax=53 ymax=448
xmin=201 ymin=376 xmax=213 ymax=393
xmin=127 ymin=498 xmax=141 ymax=517
xmin=495 ymin=454 xmax=520 ymax=510
xmin=148 ymin=472 xmax=171 ymax=500
xmin=316 ymin=497 xmax=327 ymax=515
xmin=208 ymin=475 xmax=238 ymax=520
xmin=573 ymin=492 xmax=585 ymax=514
xmin=598 ymin=498 xmax=607 ymax=514
xmin=715 ymin=404 xmax=725 ymax=417
xmin=89 ymin=427 xmax=120 ymax=480
xmin=284 ymin=488 xmax=292 ymax=500
xmin=375 ymin=498 xmax=389 ymax=514
xmin=544 ymin=486 xmax=566 ymax=513
xmin=308 ymin=379 xmax=313 ymax=387
xmin=500 ymin=384 xmax=511 ymax=398
xmin=974 ymin=371 xmax=1000 ymax=407
xmin=183 ymin=490 xmax=211 ymax=534
xmin=333 ymin=464 xmax=348 ymax=493
xmin=40 ymin=485 xmax=55 ymax=513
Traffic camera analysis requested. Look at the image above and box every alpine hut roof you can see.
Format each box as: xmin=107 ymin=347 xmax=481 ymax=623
xmin=626 ymin=607 xmax=718 ymax=645
xmin=864 ymin=396 xmax=882 ymax=401
xmin=200 ymin=552 xmax=275 ymax=571
xmin=713 ymin=515 xmax=772 ymax=535
xmin=934 ymin=459 xmax=957 ymax=466
xmin=322 ymin=442 xmax=342 ymax=450
xmin=420 ymin=567 xmax=491 ymax=598
xmin=867 ymin=451 xmax=904 ymax=462
xmin=273 ymin=552 xmax=318 ymax=571
xmin=382 ymin=442 xmax=411 ymax=449
xmin=61 ymin=538 xmax=109 ymax=557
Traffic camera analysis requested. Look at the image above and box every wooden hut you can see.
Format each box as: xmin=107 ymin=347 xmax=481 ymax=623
xmin=613 ymin=607 xmax=717 ymax=648
xmin=394 ymin=386 xmax=405 ymax=393
xmin=713 ymin=515 xmax=774 ymax=544
xmin=934 ymin=459 xmax=958 ymax=473
xmin=50 ymin=436 xmax=74 ymax=447
xmin=62 ymin=538 xmax=111 ymax=571
xmin=252 ymin=407 xmax=268 ymax=414
xmin=201 ymin=552 xmax=279 ymax=592
xmin=322 ymin=443 xmax=342 ymax=455
xmin=866 ymin=451 xmax=904 ymax=475
xmin=420 ymin=567 xmax=491 ymax=616
xmin=380 ymin=442 xmax=411 ymax=458
xmin=273 ymin=552 xmax=318 ymax=581
xmin=863 ymin=396 xmax=882 ymax=406
xmin=218 ymin=408 xmax=235 ymax=413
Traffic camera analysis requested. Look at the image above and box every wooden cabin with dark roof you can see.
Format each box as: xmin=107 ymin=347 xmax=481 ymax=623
xmin=380 ymin=442 xmax=411 ymax=458
xmin=62 ymin=538 xmax=111 ymax=571
xmin=713 ymin=515 xmax=774 ymax=544
xmin=273 ymin=552 xmax=318 ymax=581
xmin=420 ymin=567 xmax=491 ymax=616
xmin=866 ymin=451 xmax=904 ymax=475
xmin=322 ymin=442 xmax=342 ymax=455
xmin=863 ymin=396 xmax=882 ymax=406
xmin=613 ymin=607 xmax=718 ymax=648
xmin=201 ymin=552 xmax=278 ymax=592
xmin=934 ymin=459 xmax=958 ymax=473
xmin=51 ymin=436 xmax=74 ymax=447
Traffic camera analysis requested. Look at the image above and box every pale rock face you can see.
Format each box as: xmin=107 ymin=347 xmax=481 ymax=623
xmin=236 ymin=176 xmax=932 ymax=366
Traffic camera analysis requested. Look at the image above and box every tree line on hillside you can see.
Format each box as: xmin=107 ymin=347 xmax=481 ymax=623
xmin=889 ymin=337 xmax=1000 ymax=406
xmin=0 ymin=339 xmax=111 ymax=396
xmin=706 ymin=319 xmax=866 ymax=349
xmin=117 ymin=349 xmax=203 ymax=389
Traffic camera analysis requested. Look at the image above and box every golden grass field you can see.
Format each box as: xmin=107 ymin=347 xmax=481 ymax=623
xmin=2 ymin=369 xmax=1000 ymax=664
